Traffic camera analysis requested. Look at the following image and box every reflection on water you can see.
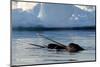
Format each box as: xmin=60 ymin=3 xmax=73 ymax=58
xmin=12 ymin=30 xmax=96 ymax=65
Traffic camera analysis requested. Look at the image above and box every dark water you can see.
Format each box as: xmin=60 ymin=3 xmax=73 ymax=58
xmin=12 ymin=30 xmax=96 ymax=65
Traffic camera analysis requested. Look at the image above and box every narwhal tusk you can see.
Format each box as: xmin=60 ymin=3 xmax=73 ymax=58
xmin=38 ymin=34 xmax=66 ymax=48
xmin=29 ymin=43 xmax=46 ymax=48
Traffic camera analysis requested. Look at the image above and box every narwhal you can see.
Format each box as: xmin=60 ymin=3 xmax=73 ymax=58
xmin=30 ymin=35 xmax=84 ymax=52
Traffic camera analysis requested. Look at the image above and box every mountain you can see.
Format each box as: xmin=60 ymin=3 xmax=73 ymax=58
xmin=12 ymin=3 xmax=96 ymax=28
xmin=12 ymin=9 xmax=42 ymax=28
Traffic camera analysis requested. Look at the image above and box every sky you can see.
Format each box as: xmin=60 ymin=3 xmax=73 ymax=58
xmin=12 ymin=1 xmax=38 ymax=11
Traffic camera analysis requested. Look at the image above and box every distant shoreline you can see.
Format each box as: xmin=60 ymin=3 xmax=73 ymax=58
xmin=12 ymin=26 xmax=96 ymax=31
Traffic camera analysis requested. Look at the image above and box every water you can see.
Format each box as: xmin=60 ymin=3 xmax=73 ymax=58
xmin=11 ymin=30 xmax=96 ymax=66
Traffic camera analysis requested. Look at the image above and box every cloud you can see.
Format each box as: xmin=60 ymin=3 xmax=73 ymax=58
xmin=12 ymin=1 xmax=38 ymax=11
xmin=74 ymin=5 xmax=95 ymax=12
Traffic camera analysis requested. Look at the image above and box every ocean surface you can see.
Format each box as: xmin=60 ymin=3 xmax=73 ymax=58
xmin=11 ymin=30 xmax=96 ymax=66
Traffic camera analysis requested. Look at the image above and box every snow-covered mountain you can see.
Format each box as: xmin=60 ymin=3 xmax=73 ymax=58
xmin=12 ymin=3 xmax=96 ymax=28
xmin=12 ymin=9 xmax=42 ymax=27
